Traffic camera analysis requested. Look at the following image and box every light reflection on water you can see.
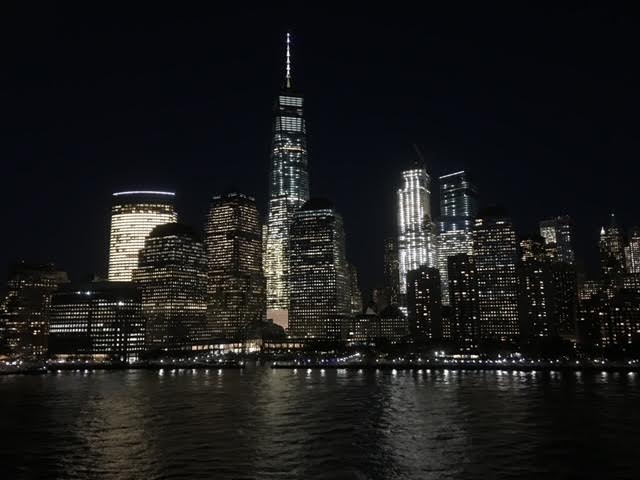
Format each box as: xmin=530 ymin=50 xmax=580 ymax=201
xmin=0 ymin=367 xmax=639 ymax=479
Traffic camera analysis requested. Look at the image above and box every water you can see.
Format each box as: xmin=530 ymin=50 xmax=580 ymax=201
xmin=1 ymin=367 xmax=639 ymax=479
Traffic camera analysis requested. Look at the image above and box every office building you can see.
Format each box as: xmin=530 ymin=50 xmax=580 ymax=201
xmin=108 ymin=191 xmax=177 ymax=281
xmin=205 ymin=193 xmax=266 ymax=338
xmin=1 ymin=262 xmax=68 ymax=358
xmin=599 ymin=214 xmax=626 ymax=297
xmin=49 ymin=282 xmax=144 ymax=362
xmin=539 ymin=215 xmax=575 ymax=264
xmin=406 ymin=266 xmax=442 ymax=340
xmin=264 ymin=33 xmax=310 ymax=327
xmin=473 ymin=207 xmax=520 ymax=340
xmin=448 ymin=254 xmax=480 ymax=350
xmin=625 ymin=227 xmax=640 ymax=274
xmin=132 ymin=223 xmax=208 ymax=350
xmin=288 ymin=199 xmax=350 ymax=339
xmin=347 ymin=263 xmax=363 ymax=315
xmin=383 ymin=237 xmax=400 ymax=306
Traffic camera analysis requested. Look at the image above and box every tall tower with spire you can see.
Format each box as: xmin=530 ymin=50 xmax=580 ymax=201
xmin=264 ymin=32 xmax=310 ymax=328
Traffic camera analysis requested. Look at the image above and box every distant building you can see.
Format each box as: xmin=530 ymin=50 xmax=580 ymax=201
xmin=205 ymin=193 xmax=266 ymax=339
xmin=625 ymin=227 xmax=640 ymax=274
xmin=519 ymin=235 xmax=547 ymax=262
xmin=347 ymin=263 xmax=363 ymax=315
xmin=347 ymin=306 xmax=408 ymax=342
xmin=383 ymin=237 xmax=400 ymax=306
xmin=550 ymin=262 xmax=579 ymax=338
xmin=473 ymin=207 xmax=520 ymax=340
xmin=448 ymin=254 xmax=480 ymax=350
xmin=132 ymin=223 xmax=208 ymax=350
xmin=397 ymin=165 xmax=436 ymax=298
xmin=1 ymin=262 xmax=68 ymax=358
xmin=264 ymin=33 xmax=310 ymax=327
xmin=539 ymin=215 xmax=575 ymax=264
xmin=600 ymin=290 xmax=640 ymax=348
xmin=406 ymin=266 xmax=442 ymax=340
xmin=599 ymin=214 xmax=626 ymax=297
xmin=288 ymin=199 xmax=350 ymax=339
xmin=436 ymin=171 xmax=477 ymax=305
xmin=517 ymin=257 xmax=555 ymax=339
xmin=108 ymin=191 xmax=177 ymax=281
xmin=579 ymin=279 xmax=601 ymax=301
xmin=49 ymin=282 xmax=144 ymax=362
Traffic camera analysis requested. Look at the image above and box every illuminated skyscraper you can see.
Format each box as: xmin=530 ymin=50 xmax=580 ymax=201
xmin=473 ymin=207 xmax=520 ymax=340
xmin=539 ymin=215 xmax=575 ymax=264
xmin=132 ymin=223 xmax=208 ymax=350
xmin=264 ymin=32 xmax=310 ymax=327
xmin=599 ymin=213 xmax=625 ymax=297
xmin=383 ymin=237 xmax=400 ymax=305
xmin=49 ymin=281 xmax=145 ymax=362
xmin=397 ymin=165 xmax=436 ymax=298
xmin=108 ymin=191 xmax=177 ymax=281
xmin=1 ymin=262 xmax=68 ymax=358
xmin=289 ymin=199 xmax=349 ymax=339
xmin=625 ymin=227 xmax=640 ymax=274
xmin=436 ymin=171 xmax=477 ymax=305
xmin=347 ymin=263 xmax=363 ymax=315
xmin=205 ymin=193 xmax=266 ymax=338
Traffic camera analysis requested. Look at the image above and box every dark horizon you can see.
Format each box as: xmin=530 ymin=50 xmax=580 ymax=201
xmin=2 ymin=3 xmax=639 ymax=292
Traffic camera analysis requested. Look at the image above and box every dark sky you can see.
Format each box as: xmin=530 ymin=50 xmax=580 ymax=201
xmin=1 ymin=3 xmax=639 ymax=293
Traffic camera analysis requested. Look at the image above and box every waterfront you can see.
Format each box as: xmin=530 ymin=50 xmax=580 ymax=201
xmin=1 ymin=367 xmax=639 ymax=479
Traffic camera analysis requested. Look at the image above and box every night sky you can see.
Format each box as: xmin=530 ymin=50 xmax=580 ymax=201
xmin=2 ymin=3 xmax=639 ymax=294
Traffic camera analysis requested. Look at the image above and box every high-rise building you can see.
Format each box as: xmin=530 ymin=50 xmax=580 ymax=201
xmin=599 ymin=214 xmax=626 ymax=297
xmin=473 ymin=207 xmax=519 ymax=340
xmin=1 ymin=262 xmax=68 ymax=358
xmin=288 ymin=199 xmax=349 ymax=339
xmin=550 ymin=262 xmax=579 ymax=338
xmin=436 ymin=171 xmax=478 ymax=305
xmin=205 ymin=193 xmax=266 ymax=338
xmin=49 ymin=281 xmax=145 ymax=362
xmin=264 ymin=33 xmax=310 ymax=328
xmin=132 ymin=223 xmax=208 ymax=350
xmin=448 ymin=254 xmax=480 ymax=350
xmin=397 ymin=165 xmax=436 ymax=298
xmin=406 ymin=266 xmax=442 ymax=340
xmin=108 ymin=191 xmax=177 ymax=281
xmin=625 ymin=227 xmax=640 ymax=274
xmin=383 ymin=237 xmax=400 ymax=306
xmin=517 ymin=256 xmax=555 ymax=339
xmin=539 ymin=215 xmax=575 ymax=264
xmin=347 ymin=263 xmax=363 ymax=315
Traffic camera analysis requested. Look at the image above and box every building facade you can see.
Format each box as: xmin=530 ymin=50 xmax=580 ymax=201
xmin=539 ymin=215 xmax=575 ymax=264
xmin=264 ymin=33 xmax=310 ymax=327
xmin=49 ymin=282 xmax=145 ymax=362
xmin=397 ymin=165 xmax=436 ymax=297
xmin=599 ymin=214 xmax=626 ymax=297
xmin=447 ymin=254 xmax=480 ymax=350
xmin=347 ymin=263 xmax=363 ymax=315
xmin=383 ymin=237 xmax=400 ymax=306
xmin=1 ymin=262 xmax=68 ymax=358
xmin=288 ymin=199 xmax=350 ymax=339
xmin=205 ymin=193 xmax=266 ymax=338
xmin=132 ymin=223 xmax=208 ymax=350
xmin=406 ymin=266 xmax=442 ymax=340
xmin=108 ymin=191 xmax=177 ymax=281
xmin=473 ymin=207 xmax=520 ymax=340
xmin=625 ymin=227 xmax=640 ymax=274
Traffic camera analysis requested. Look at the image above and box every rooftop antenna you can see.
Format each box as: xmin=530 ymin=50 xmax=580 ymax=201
xmin=285 ymin=32 xmax=292 ymax=89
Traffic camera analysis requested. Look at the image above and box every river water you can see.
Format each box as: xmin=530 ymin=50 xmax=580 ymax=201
xmin=1 ymin=367 xmax=639 ymax=479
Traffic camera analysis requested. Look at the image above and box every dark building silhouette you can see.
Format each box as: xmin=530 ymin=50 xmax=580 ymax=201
xmin=205 ymin=193 xmax=265 ymax=339
xmin=383 ymin=237 xmax=400 ymax=306
xmin=1 ymin=262 xmax=68 ymax=358
xmin=406 ymin=266 xmax=442 ymax=340
xmin=49 ymin=281 xmax=144 ymax=362
xmin=448 ymin=253 xmax=480 ymax=350
xmin=347 ymin=263 xmax=363 ymax=315
xmin=133 ymin=223 xmax=208 ymax=350
xmin=599 ymin=213 xmax=626 ymax=297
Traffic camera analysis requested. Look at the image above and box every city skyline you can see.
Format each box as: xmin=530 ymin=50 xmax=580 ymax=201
xmin=2 ymin=5 xmax=639 ymax=295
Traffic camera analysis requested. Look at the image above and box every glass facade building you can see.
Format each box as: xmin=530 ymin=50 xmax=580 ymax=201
xmin=625 ymin=227 xmax=640 ymax=274
xmin=539 ymin=215 xmax=575 ymax=264
xmin=132 ymin=223 xmax=208 ymax=350
xmin=49 ymin=281 xmax=144 ymax=362
xmin=264 ymin=33 xmax=310 ymax=327
xmin=1 ymin=262 xmax=68 ymax=358
xmin=288 ymin=199 xmax=350 ymax=339
xmin=108 ymin=191 xmax=177 ymax=282
xmin=397 ymin=166 xmax=436 ymax=298
xmin=205 ymin=193 xmax=266 ymax=339
xmin=436 ymin=171 xmax=477 ymax=305
xmin=472 ymin=207 xmax=520 ymax=340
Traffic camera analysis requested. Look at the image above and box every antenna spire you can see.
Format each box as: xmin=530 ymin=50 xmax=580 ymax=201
xmin=285 ymin=32 xmax=292 ymax=89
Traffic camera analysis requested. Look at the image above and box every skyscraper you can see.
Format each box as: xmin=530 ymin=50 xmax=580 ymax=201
xmin=473 ymin=207 xmax=520 ymax=340
xmin=288 ymin=199 xmax=349 ymax=339
xmin=347 ymin=263 xmax=363 ymax=315
xmin=406 ymin=266 xmax=442 ymax=340
xmin=205 ymin=193 xmax=266 ymax=338
xmin=436 ymin=171 xmax=477 ymax=304
xmin=383 ymin=237 xmax=400 ymax=306
xmin=599 ymin=213 xmax=625 ymax=297
xmin=539 ymin=215 xmax=575 ymax=264
xmin=625 ymin=227 xmax=640 ymax=274
xmin=132 ymin=223 xmax=208 ymax=350
xmin=397 ymin=165 xmax=436 ymax=298
xmin=49 ymin=281 xmax=145 ymax=363
xmin=448 ymin=253 xmax=480 ymax=350
xmin=1 ymin=262 xmax=68 ymax=358
xmin=264 ymin=33 xmax=310 ymax=328
xmin=108 ymin=191 xmax=177 ymax=281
